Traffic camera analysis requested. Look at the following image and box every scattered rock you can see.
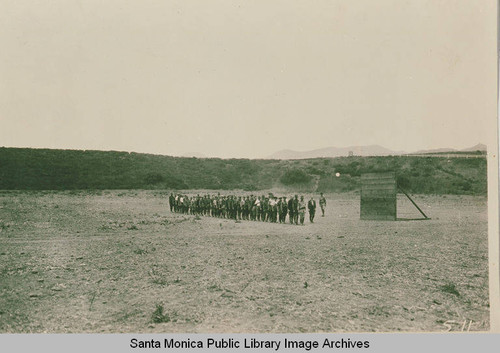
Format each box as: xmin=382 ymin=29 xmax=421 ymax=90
xmin=51 ymin=284 xmax=66 ymax=291
xmin=29 ymin=293 xmax=41 ymax=298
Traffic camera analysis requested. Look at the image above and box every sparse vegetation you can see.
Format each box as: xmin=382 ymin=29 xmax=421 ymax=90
xmin=0 ymin=221 xmax=10 ymax=232
xmin=441 ymin=282 xmax=461 ymax=297
xmin=148 ymin=267 xmax=167 ymax=286
xmin=151 ymin=304 xmax=171 ymax=323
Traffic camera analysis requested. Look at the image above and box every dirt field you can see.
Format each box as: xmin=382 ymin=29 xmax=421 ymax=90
xmin=0 ymin=190 xmax=489 ymax=333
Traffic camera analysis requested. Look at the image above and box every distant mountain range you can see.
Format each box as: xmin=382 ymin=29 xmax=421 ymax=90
xmin=457 ymin=143 xmax=487 ymax=152
xmin=266 ymin=143 xmax=486 ymax=160
xmin=267 ymin=145 xmax=404 ymax=159
xmin=413 ymin=143 xmax=487 ymax=155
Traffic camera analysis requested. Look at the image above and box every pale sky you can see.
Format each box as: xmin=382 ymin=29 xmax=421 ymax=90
xmin=0 ymin=0 xmax=496 ymax=158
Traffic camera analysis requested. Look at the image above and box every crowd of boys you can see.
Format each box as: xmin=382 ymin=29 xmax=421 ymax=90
xmin=168 ymin=193 xmax=327 ymax=225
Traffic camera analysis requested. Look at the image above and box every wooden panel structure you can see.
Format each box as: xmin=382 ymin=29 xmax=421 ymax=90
xmin=360 ymin=172 xmax=396 ymax=220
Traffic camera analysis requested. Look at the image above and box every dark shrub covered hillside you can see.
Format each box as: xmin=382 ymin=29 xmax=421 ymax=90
xmin=280 ymin=169 xmax=312 ymax=185
xmin=0 ymin=147 xmax=487 ymax=195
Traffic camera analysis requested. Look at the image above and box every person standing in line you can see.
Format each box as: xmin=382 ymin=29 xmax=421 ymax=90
xmin=248 ymin=195 xmax=253 ymax=220
xmin=255 ymin=196 xmax=261 ymax=221
xmin=212 ymin=197 xmax=217 ymax=217
xmin=298 ymin=195 xmax=306 ymax=225
xmin=168 ymin=193 xmax=175 ymax=212
xmin=174 ymin=194 xmax=179 ymax=212
xmin=272 ymin=197 xmax=278 ymax=222
xmin=179 ymin=195 xmax=184 ymax=213
xmin=288 ymin=196 xmax=295 ymax=225
xmin=292 ymin=195 xmax=300 ymax=225
xmin=262 ymin=197 xmax=269 ymax=222
xmin=250 ymin=195 xmax=256 ymax=221
xmin=227 ymin=195 xmax=234 ymax=219
xmin=319 ymin=192 xmax=327 ymax=217
xmin=278 ymin=197 xmax=286 ymax=223
xmin=185 ymin=195 xmax=191 ymax=214
xmin=308 ymin=196 xmax=316 ymax=223
xmin=277 ymin=197 xmax=282 ymax=223
xmin=238 ymin=196 xmax=244 ymax=220
xmin=268 ymin=197 xmax=276 ymax=222
xmin=221 ymin=196 xmax=227 ymax=218
xmin=282 ymin=196 xmax=288 ymax=223
xmin=204 ymin=195 xmax=210 ymax=216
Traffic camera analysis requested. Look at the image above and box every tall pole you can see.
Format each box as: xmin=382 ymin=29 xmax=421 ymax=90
xmin=397 ymin=186 xmax=429 ymax=219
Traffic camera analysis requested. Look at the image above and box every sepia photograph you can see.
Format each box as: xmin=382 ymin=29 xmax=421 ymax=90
xmin=0 ymin=0 xmax=498 ymax=334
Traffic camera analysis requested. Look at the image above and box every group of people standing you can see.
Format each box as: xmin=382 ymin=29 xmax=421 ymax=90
xmin=168 ymin=192 xmax=327 ymax=225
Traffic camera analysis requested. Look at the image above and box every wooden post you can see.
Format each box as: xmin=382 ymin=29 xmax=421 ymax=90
xmin=397 ymin=186 xmax=429 ymax=219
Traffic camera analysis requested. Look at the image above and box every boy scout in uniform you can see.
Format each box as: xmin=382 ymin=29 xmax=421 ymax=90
xmin=308 ymin=196 xmax=316 ymax=223
xmin=292 ymin=195 xmax=299 ymax=225
xmin=298 ymin=195 xmax=306 ymax=225
xmin=168 ymin=193 xmax=175 ymax=212
xmin=319 ymin=193 xmax=327 ymax=217
xmin=288 ymin=196 xmax=295 ymax=225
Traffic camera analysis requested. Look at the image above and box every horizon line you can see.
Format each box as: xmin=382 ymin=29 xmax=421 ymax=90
xmin=0 ymin=143 xmax=487 ymax=160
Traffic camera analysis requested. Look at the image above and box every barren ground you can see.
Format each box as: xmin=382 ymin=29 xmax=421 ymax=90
xmin=0 ymin=190 xmax=489 ymax=332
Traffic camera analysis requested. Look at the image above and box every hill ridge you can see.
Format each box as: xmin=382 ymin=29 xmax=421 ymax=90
xmin=0 ymin=147 xmax=486 ymax=195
